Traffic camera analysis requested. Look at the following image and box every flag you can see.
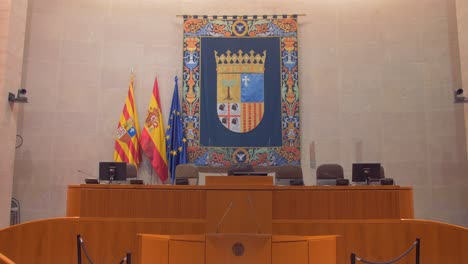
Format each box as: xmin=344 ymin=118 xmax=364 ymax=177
xmin=166 ymin=76 xmax=187 ymax=183
xmin=141 ymin=77 xmax=168 ymax=181
xmin=114 ymin=75 xmax=141 ymax=167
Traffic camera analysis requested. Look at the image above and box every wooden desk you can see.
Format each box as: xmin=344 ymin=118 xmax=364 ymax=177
xmin=67 ymin=183 xmax=414 ymax=224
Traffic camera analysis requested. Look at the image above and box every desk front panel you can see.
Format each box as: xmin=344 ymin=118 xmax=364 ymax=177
xmin=68 ymin=185 xmax=413 ymax=221
xmin=77 ymin=186 xmax=206 ymax=219
xmin=272 ymin=187 xmax=407 ymax=220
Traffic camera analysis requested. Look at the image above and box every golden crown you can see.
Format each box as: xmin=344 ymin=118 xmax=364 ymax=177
xmin=214 ymin=50 xmax=266 ymax=66
xmin=214 ymin=50 xmax=266 ymax=74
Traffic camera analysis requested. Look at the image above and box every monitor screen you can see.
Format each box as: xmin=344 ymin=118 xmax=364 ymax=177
xmin=352 ymin=163 xmax=382 ymax=183
xmin=99 ymin=162 xmax=127 ymax=182
xmin=231 ymin=171 xmax=268 ymax=176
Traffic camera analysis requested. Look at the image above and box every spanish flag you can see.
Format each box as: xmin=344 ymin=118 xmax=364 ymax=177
xmin=141 ymin=77 xmax=168 ymax=181
xmin=114 ymin=75 xmax=141 ymax=167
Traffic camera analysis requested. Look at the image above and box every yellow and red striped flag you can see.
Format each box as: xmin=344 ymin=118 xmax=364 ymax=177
xmin=113 ymin=75 xmax=141 ymax=167
xmin=141 ymin=77 xmax=168 ymax=181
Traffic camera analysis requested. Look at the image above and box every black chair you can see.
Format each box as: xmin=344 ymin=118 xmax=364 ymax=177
xmin=316 ymin=164 xmax=345 ymax=186
xmin=175 ymin=164 xmax=199 ymax=185
xmin=275 ymin=164 xmax=304 ymax=186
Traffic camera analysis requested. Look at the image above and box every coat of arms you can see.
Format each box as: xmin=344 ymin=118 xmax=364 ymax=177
xmin=215 ymin=49 xmax=266 ymax=133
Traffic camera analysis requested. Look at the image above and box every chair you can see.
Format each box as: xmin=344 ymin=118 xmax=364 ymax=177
xmin=275 ymin=164 xmax=303 ymax=186
xmin=175 ymin=164 xmax=199 ymax=185
xmin=227 ymin=163 xmax=254 ymax=176
xmin=316 ymin=164 xmax=344 ymax=186
xmin=126 ymin=164 xmax=137 ymax=179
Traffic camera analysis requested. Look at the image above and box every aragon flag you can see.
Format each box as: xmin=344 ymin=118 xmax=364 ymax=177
xmin=141 ymin=77 xmax=169 ymax=181
xmin=114 ymin=75 xmax=141 ymax=167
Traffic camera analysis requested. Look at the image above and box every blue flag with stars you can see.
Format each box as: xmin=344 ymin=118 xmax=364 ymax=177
xmin=166 ymin=76 xmax=187 ymax=183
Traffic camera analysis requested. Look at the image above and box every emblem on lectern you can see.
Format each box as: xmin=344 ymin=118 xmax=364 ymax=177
xmin=232 ymin=242 xmax=245 ymax=256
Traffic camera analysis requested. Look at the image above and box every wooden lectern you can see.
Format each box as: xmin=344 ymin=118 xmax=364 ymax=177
xmin=205 ymin=176 xmax=273 ymax=233
xmin=138 ymin=233 xmax=339 ymax=264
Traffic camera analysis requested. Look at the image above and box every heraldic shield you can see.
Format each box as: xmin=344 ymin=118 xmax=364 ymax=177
xmin=215 ymin=49 xmax=266 ymax=133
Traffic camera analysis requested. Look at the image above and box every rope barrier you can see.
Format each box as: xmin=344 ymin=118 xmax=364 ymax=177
xmin=77 ymin=235 xmax=94 ymax=264
xmin=351 ymin=239 xmax=420 ymax=264
xmin=118 ymin=253 xmax=132 ymax=264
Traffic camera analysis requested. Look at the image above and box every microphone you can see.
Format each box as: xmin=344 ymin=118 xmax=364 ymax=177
xmin=77 ymin=170 xmax=99 ymax=184
xmin=247 ymin=196 xmax=261 ymax=234
xmin=77 ymin=170 xmax=95 ymax=178
xmin=216 ymin=201 xmax=234 ymax=233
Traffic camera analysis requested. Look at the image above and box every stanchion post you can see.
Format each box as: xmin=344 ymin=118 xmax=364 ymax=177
xmin=76 ymin=235 xmax=82 ymax=264
xmin=127 ymin=253 xmax=131 ymax=264
xmin=415 ymin=238 xmax=420 ymax=264
xmin=351 ymin=253 xmax=356 ymax=264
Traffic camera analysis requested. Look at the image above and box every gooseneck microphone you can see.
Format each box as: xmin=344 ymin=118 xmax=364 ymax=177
xmin=77 ymin=170 xmax=95 ymax=178
xmin=247 ymin=196 xmax=261 ymax=234
xmin=216 ymin=201 xmax=234 ymax=233
xmin=77 ymin=170 xmax=99 ymax=184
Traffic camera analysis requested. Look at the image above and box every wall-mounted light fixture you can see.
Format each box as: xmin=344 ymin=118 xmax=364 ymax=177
xmin=8 ymin=89 xmax=28 ymax=103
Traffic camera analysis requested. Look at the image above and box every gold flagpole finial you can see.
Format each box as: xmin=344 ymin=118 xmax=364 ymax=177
xmin=130 ymin=68 xmax=135 ymax=80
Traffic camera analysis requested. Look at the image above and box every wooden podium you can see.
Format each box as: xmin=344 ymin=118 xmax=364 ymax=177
xmin=205 ymin=176 xmax=273 ymax=233
xmin=138 ymin=233 xmax=340 ymax=264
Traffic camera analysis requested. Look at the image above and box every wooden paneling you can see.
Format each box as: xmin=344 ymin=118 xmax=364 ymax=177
xmin=273 ymin=219 xmax=468 ymax=264
xmin=205 ymin=176 xmax=273 ymax=186
xmin=169 ymin=240 xmax=205 ymax=264
xmin=398 ymin=188 xmax=414 ymax=218
xmin=205 ymin=234 xmax=272 ymax=264
xmin=77 ymin=185 xmax=206 ymax=219
xmin=272 ymin=240 xmax=308 ymax=264
xmin=67 ymin=186 xmax=81 ymax=217
xmin=206 ymin=190 xmax=272 ymax=233
xmin=138 ymin=235 xmax=169 ymax=264
xmin=0 ymin=253 xmax=14 ymax=264
xmin=0 ymin=217 xmax=466 ymax=264
xmin=68 ymin=185 xmax=413 ymax=221
xmin=308 ymin=236 xmax=338 ymax=264
xmin=404 ymin=219 xmax=468 ymax=264
xmin=272 ymin=186 xmax=411 ymax=220
xmin=0 ymin=218 xmax=78 ymax=264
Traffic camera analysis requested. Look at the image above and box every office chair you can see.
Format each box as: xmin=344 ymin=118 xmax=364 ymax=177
xmin=316 ymin=164 xmax=345 ymax=186
xmin=175 ymin=164 xmax=199 ymax=185
xmin=126 ymin=164 xmax=137 ymax=179
xmin=275 ymin=164 xmax=304 ymax=186
xmin=227 ymin=163 xmax=254 ymax=176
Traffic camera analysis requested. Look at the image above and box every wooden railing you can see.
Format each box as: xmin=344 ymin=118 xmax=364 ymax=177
xmin=0 ymin=253 xmax=14 ymax=264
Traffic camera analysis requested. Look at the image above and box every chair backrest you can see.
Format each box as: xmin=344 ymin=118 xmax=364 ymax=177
xmin=175 ymin=164 xmax=199 ymax=179
xmin=275 ymin=164 xmax=303 ymax=180
xmin=316 ymin=164 xmax=344 ymax=180
xmin=227 ymin=163 xmax=254 ymax=176
xmin=126 ymin=164 xmax=137 ymax=178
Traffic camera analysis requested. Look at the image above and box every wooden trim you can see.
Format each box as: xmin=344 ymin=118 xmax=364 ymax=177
xmin=0 ymin=253 xmax=14 ymax=264
xmin=205 ymin=176 xmax=273 ymax=186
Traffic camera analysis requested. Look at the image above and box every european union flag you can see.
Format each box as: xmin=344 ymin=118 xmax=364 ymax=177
xmin=166 ymin=76 xmax=187 ymax=184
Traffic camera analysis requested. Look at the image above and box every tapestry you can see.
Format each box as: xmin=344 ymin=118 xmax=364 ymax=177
xmin=182 ymin=15 xmax=300 ymax=166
